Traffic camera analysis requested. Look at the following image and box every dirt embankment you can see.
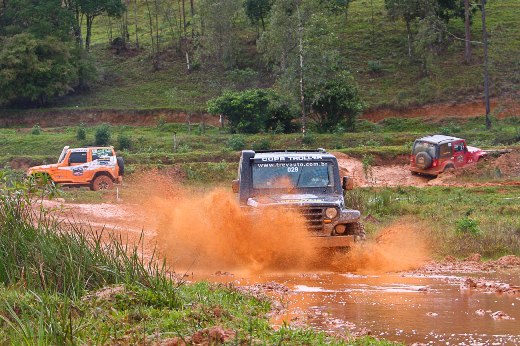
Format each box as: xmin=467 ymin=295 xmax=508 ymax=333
xmin=0 ymin=109 xmax=220 ymax=127
xmin=363 ymin=97 xmax=519 ymax=122
xmin=2 ymin=96 xmax=518 ymax=128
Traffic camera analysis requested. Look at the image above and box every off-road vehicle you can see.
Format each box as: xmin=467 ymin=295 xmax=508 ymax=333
xmin=410 ymin=135 xmax=485 ymax=176
xmin=27 ymin=146 xmax=124 ymax=191
xmin=232 ymin=149 xmax=365 ymax=247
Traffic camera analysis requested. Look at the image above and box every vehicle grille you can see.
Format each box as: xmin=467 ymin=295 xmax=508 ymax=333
xmin=285 ymin=206 xmax=324 ymax=235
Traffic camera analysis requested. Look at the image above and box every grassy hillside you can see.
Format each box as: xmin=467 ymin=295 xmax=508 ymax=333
xmin=40 ymin=0 xmax=520 ymax=112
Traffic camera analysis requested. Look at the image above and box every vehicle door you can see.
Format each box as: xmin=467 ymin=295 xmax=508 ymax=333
xmin=452 ymin=140 xmax=467 ymax=168
xmin=58 ymin=149 xmax=89 ymax=182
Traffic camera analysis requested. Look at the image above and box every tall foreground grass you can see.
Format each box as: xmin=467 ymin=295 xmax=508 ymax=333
xmin=0 ymin=171 xmax=170 ymax=299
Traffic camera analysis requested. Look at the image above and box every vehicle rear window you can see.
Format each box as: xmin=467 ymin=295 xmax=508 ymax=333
xmin=412 ymin=141 xmax=437 ymax=158
xmin=92 ymin=148 xmax=113 ymax=160
xmin=69 ymin=152 xmax=87 ymax=164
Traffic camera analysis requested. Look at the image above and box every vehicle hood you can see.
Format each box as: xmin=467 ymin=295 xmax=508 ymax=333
xmin=467 ymin=146 xmax=484 ymax=154
xmin=28 ymin=164 xmax=58 ymax=172
xmin=247 ymin=194 xmax=343 ymax=208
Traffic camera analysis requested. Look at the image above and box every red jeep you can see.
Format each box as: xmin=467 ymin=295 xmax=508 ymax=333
xmin=410 ymin=135 xmax=486 ymax=176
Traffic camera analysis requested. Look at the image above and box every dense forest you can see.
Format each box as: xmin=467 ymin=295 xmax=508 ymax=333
xmin=0 ymin=0 xmax=518 ymax=131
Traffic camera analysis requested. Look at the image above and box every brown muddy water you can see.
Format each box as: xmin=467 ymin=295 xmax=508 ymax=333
xmin=199 ymin=270 xmax=520 ymax=345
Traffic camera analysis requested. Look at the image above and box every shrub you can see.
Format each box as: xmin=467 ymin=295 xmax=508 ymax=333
xmin=76 ymin=123 xmax=87 ymax=140
xmin=252 ymin=138 xmax=271 ymax=151
xmin=95 ymin=123 xmax=111 ymax=146
xmin=456 ymin=217 xmax=481 ymax=236
xmin=228 ymin=136 xmax=246 ymax=151
xmin=302 ymin=132 xmax=316 ymax=145
xmin=31 ymin=124 xmax=41 ymax=135
xmin=367 ymin=60 xmax=383 ymax=73
xmin=117 ymin=132 xmax=132 ymax=150
xmin=207 ymin=89 xmax=296 ymax=134
xmin=306 ymin=72 xmax=364 ymax=132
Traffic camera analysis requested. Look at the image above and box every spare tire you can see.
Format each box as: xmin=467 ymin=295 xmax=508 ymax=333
xmin=117 ymin=156 xmax=125 ymax=176
xmin=415 ymin=152 xmax=432 ymax=169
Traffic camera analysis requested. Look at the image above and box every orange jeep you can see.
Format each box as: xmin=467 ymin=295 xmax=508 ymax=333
xmin=27 ymin=146 xmax=124 ymax=191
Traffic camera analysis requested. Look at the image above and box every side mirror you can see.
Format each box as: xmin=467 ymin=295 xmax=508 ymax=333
xmin=232 ymin=179 xmax=239 ymax=193
xmin=342 ymin=176 xmax=354 ymax=190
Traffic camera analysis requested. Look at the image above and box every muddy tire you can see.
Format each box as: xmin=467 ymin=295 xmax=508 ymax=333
xmin=91 ymin=175 xmax=114 ymax=191
xmin=443 ymin=164 xmax=455 ymax=173
xmin=415 ymin=152 xmax=432 ymax=169
xmin=348 ymin=222 xmax=366 ymax=241
xmin=117 ymin=157 xmax=125 ymax=176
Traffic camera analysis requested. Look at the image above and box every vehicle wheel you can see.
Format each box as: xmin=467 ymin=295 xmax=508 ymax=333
xmin=443 ymin=164 xmax=455 ymax=173
xmin=415 ymin=152 xmax=432 ymax=169
xmin=117 ymin=157 xmax=125 ymax=176
xmin=91 ymin=175 xmax=114 ymax=191
xmin=348 ymin=222 xmax=366 ymax=241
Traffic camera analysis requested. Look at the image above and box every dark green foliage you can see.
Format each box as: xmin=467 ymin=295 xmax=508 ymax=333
xmin=31 ymin=124 xmax=41 ymax=135
xmin=244 ymin=0 xmax=272 ymax=31
xmin=228 ymin=135 xmax=247 ymax=150
xmin=307 ymin=73 xmax=364 ymax=132
xmin=117 ymin=132 xmax=132 ymax=150
xmin=76 ymin=123 xmax=87 ymax=140
xmin=207 ymin=89 xmax=296 ymax=134
xmin=0 ymin=34 xmax=78 ymax=106
xmin=95 ymin=123 xmax=111 ymax=145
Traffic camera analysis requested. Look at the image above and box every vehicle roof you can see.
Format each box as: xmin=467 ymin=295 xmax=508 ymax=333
xmin=69 ymin=146 xmax=114 ymax=152
xmin=416 ymin=135 xmax=463 ymax=144
xmin=252 ymin=150 xmax=336 ymax=160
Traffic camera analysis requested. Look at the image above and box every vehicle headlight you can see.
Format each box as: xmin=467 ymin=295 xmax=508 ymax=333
xmin=325 ymin=207 xmax=338 ymax=219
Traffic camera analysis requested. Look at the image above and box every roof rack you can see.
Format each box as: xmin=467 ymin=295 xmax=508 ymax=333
xmin=253 ymin=148 xmax=327 ymax=153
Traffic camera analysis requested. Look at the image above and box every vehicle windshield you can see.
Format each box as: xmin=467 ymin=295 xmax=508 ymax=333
xmin=412 ymin=141 xmax=437 ymax=158
xmin=252 ymin=162 xmax=334 ymax=189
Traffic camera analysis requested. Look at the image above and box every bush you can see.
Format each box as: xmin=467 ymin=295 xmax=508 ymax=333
xmin=302 ymin=132 xmax=316 ymax=145
xmin=95 ymin=123 xmax=111 ymax=146
xmin=207 ymin=89 xmax=296 ymax=134
xmin=367 ymin=60 xmax=383 ymax=73
xmin=252 ymin=138 xmax=271 ymax=151
xmin=76 ymin=123 xmax=87 ymax=140
xmin=306 ymin=72 xmax=364 ymax=132
xmin=456 ymin=217 xmax=481 ymax=236
xmin=117 ymin=132 xmax=132 ymax=150
xmin=31 ymin=124 xmax=41 ymax=135
xmin=228 ymin=136 xmax=246 ymax=151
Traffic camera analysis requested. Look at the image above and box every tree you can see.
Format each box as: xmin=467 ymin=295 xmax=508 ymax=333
xmin=0 ymin=33 xmax=78 ymax=106
xmin=244 ymin=0 xmax=272 ymax=35
xmin=79 ymin=0 xmax=126 ymax=51
xmin=198 ymin=0 xmax=242 ymax=68
xmin=259 ymin=0 xmax=343 ymax=134
xmin=307 ymin=72 xmax=364 ymax=132
xmin=385 ymin=0 xmax=435 ymax=59
xmin=0 ymin=0 xmax=73 ymax=39
xmin=207 ymin=89 xmax=295 ymax=134
xmin=413 ymin=15 xmax=447 ymax=76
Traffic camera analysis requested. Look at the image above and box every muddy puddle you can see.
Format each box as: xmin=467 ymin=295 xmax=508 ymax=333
xmin=198 ymin=270 xmax=520 ymax=345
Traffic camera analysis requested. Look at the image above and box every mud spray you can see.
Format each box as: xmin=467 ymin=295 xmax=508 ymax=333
xmin=130 ymin=173 xmax=430 ymax=274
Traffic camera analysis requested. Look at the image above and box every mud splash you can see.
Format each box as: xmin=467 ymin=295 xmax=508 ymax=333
xmin=150 ymin=187 xmax=319 ymax=273
xmin=333 ymin=220 xmax=431 ymax=273
xmin=137 ymin=171 xmax=430 ymax=274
